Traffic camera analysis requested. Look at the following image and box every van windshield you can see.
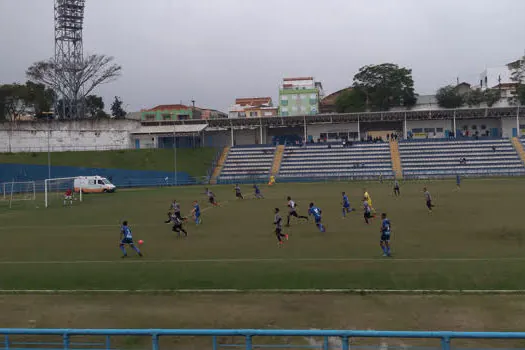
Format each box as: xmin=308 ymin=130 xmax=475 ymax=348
xmin=103 ymin=179 xmax=111 ymax=185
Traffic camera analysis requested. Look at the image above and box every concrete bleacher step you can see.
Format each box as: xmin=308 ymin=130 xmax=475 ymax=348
xmin=389 ymin=140 xmax=403 ymax=179
xmin=210 ymin=146 xmax=230 ymax=185
xmin=511 ymin=137 xmax=525 ymax=167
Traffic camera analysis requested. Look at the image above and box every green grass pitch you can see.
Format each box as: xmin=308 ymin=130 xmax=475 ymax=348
xmin=1 ymin=178 xmax=525 ymax=291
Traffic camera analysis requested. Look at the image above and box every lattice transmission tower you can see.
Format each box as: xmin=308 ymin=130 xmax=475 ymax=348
xmin=54 ymin=0 xmax=86 ymax=119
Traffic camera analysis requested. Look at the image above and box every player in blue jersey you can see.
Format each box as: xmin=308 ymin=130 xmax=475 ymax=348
xmin=456 ymin=174 xmax=461 ymax=191
xmin=308 ymin=202 xmax=325 ymax=232
xmin=119 ymin=221 xmax=143 ymax=258
xmin=380 ymin=213 xmax=392 ymax=257
xmin=192 ymin=200 xmax=202 ymax=225
xmin=253 ymin=184 xmax=264 ymax=199
xmin=341 ymin=192 xmax=353 ymax=217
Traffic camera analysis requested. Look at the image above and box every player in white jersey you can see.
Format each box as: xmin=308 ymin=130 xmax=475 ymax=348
xmin=286 ymin=196 xmax=308 ymax=227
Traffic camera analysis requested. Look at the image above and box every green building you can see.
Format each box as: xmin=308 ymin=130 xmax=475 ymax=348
xmin=278 ymin=77 xmax=323 ymax=117
xmin=141 ymin=104 xmax=201 ymax=122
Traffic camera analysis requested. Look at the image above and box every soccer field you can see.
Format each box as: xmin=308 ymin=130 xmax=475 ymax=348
xmin=1 ymin=178 xmax=525 ymax=291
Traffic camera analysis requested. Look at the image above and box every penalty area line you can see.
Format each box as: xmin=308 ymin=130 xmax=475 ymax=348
xmin=1 ymin=289 xmax=525 ymax=295
xmin=1 ymin=257 xmax=525 ymax=265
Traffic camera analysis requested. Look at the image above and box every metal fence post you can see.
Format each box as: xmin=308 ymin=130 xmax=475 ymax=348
xmin=341 ymin=336 xmax=349 ymax=350
xmin=245 ymin=336 xmax=252 ymax=350
xmin=441 ymin=336 xmax=451 ymax=350
xmin=63 ymin=333 xmax=70 ymax=350
xmin=105 ymin=336 xmax=111 ymax=350
xmin=212 ymin=336 xmax=218 ymax=350
xmin=323 ymin=336 xmax=329 ymax=350
xmin=152 ymin=334 xmax=159 ymax=350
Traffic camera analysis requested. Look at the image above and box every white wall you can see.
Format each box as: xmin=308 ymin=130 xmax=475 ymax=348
xmin=501 ymin=117 xmax=525 ymax=138
xmin=307 ymin=123 xmax=359 ymax=140
xmin=234 ymin=129 xmax=257 ymax=145
xmin=406 ymin=120 xmax=452 ymax=138
xmin=0 ymin=119 xmax=139 ymax=152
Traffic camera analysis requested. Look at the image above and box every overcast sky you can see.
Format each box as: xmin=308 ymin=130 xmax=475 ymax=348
xmin=1 ymin=0 xmax=524 ymax=113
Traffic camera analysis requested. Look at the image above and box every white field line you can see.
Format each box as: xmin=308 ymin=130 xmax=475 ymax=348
xmin=1 ymin=257 xmax=525 ymax=265
xmin=1 ymin=289 xmax=525 ymax=295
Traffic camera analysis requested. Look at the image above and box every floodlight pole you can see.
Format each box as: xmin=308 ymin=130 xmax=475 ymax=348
xmin=173 ymin=122 xmax=177 ymax=186
xmin=47 ymin=118 xmax=51 ymax=178
xmin=517 ymin=105 xmax=521 ymax=138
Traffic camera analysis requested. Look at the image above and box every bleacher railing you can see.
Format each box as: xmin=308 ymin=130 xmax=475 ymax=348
xmin=2 ymin=328 xmax=525 ymax=350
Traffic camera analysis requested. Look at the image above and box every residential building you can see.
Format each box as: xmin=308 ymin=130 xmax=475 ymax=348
xmin=141 ymin=104 xmax=201 ymax=122
xmin=200 ymin=109 xmax=228 ymax=120
xmin=279 ymin=77 xmax=323 ymax=117
xmin=478 ymin=57 xmax=524 ymax=101
xmin=228 ymin=97 xmax=278 ymax=118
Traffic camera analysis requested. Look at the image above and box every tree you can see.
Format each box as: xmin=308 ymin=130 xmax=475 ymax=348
xmin=509 ymin=56 xmax=525 ymax=105
xmin=110 ymin=96 xmax=126 ymax=119
xmin=464 ymin=89 xmax=484 ymax=107
xmin=0 ymin=83 xmax=30 ymax=121
xmin=352 ymin=63 xmax=417 ymax=111
xmin=25 ymin=81 xmax=54 ymax=118
xmin=85 ymin=95 xmax=105 ymax=118
xmin=483 ymin=89 xmax=501 ymax=107
xmin=26 ymin=54 xmax=121 ymax=118
xmin=436 ymin=85 xmax=464 ymax=109
xmin=335 ymin=88 xmax=367 ymax=113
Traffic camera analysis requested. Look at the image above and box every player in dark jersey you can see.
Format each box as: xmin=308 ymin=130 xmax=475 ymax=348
xmin=119 ymin=221 xmax=143 ymax=258
xmin=274 ymin=208 xmax=288 ymax=246
xmin=363 ymin=198 xmax=372 ymax=224
xmin=456 ymin=174 xmax=461 ymax=191
xmin=234 ymin=184 xmax=244 ymax=199
xmin=380 ymin=213 xmax=392 ymax=257
xmin=286 ymin=196 xmax=308 ymax=226
xmin=205 ymin=188 xmax=218 ymax=206
xmin=165 ymin=212 xmax=188 ymax=238
xmin=170 ymin=199 xmax=182 ymax=219
xmin=393 ymin=180 xmax=400 ymax=196
xmin=423 ymin=187 xmax=434 ymax=213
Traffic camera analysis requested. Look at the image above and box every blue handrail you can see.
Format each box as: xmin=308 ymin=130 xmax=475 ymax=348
xmin=3 ymin=329 xmax=525 ymax=350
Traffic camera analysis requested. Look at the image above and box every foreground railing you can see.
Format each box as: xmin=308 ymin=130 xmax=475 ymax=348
xmin=3 ymin=329 xmax=525 ymax=350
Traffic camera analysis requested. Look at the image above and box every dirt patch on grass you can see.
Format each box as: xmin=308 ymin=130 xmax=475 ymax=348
xmin=1 ymin=294 xmax=525 ymax=347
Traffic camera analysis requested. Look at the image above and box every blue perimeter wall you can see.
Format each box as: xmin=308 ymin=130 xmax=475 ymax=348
xmin=0 ymin=163 xmax=196 ymax=187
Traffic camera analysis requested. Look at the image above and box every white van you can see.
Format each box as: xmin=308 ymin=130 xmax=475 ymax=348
xmin=74 ymin=176 xmax=116 ymax=193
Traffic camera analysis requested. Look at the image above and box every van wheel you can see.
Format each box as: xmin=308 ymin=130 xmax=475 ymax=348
xmin=103 ymin=189 xmax=108 ymax=193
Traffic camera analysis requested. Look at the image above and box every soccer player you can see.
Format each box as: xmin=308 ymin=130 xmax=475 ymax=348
xmin=393 ymin=179 xmax=400 ymax=197
xmin=308 ymin=202 xmax=325 ymax=232
xmin=268 ymin=175 xmax=276 ymax=186
xmin=205 ymin=188 xmax=218 ymax=206
xmin=234 ymin=184 xmax=244 ymax=199
xmin=363 ymin=197 xmax=373 ymax=224
xmin=165 ymin=211 xmax=188 ymax=238
xmin=253 ymin=184 xmax=264 ymax=199
xmin=170 ymin=199 xmax=182 ymax=219
xmin=286 ymin=196 xmax=308 ymax=226
xmin=64 ymin=188 xmax=73 ymax=206
xmin=274 ymin=208 xmax=288 ymax=246
xmin=342 ymin=192 xmax=353 ymax=217
xmin=456 ymin=174 xmax=461 ymax=190
xmin=380 ymin=213 xmax=392 ymax=257
xmin=192 ymin=200 xmax=202 ymax=225
xmin=119 ymin=221 xmax=143 ymax=258
xmin=423 ymin=187 xmax=434 ymax=213
xmin=364 ymin=189 xmax=375 ymax=213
